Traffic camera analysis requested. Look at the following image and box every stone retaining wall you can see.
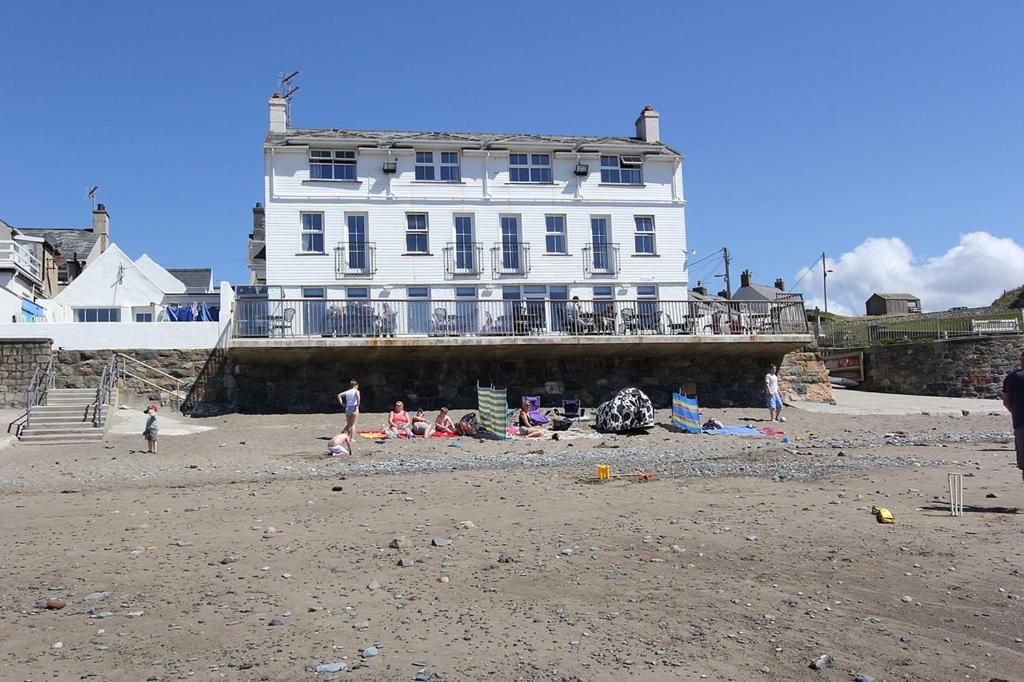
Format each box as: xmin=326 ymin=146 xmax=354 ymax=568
xmin=0 ymin=339 xmax=52 ymax=408
xmin=225 ymin=347 xmax=830 ymax=413
xmin=54 ymin=349 xmax=214 ymax=406
xmin=858 ymin=336 xmax=1024 ymax=398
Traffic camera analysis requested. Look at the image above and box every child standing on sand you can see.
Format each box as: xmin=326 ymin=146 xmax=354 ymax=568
xmin=143 ymin=405 xmax=159 ymax=453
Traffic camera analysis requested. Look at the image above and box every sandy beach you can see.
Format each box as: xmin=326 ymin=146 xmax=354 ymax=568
xmin=0 ymin=394 xmax=1021 ymax=681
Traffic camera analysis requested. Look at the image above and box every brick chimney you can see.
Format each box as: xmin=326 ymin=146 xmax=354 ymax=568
xmin=252 ymin=202 xmax=265 ymax=241
xmin=740 ymin=269 xmax=752 ymax=288
xmin=774 ymin=277 xmax=785 ymax=291
xmin=692 ymin=282 xmax=707 ymax=296
xmin=269 ymin=94 xmax=288 ymax=134
xmin=92 ymin=203 xmax=110 ymax=252
xmin=635 ymin=106 xmax=660 ymax=143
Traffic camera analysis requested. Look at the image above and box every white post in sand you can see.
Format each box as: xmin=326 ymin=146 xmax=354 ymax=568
xmin=947 ymin=473 xmax=963 ymax=517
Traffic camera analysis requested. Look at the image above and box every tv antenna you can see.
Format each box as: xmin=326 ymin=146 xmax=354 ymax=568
xmin=86 ymin=186 xmax=99 ymax=209
xmin=278 ymin=71 xmax=300 ymax=127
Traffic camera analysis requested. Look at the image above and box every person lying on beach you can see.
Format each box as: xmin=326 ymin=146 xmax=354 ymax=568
xmin=518 ymin=399 xmax=544 ymax=438
xmin=326 ymin=432 xmax=353 ymax=457
xmin=386 ymin=400 xmax=412 ymax=438
xmin=411 ymin=409 xmax=432 ymax=437
xmin=433 ymin=407 xmax=457 ymax=436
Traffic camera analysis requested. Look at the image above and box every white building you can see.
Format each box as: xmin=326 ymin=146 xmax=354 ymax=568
xmin=256 ymin=97 xmax=688 ymax=335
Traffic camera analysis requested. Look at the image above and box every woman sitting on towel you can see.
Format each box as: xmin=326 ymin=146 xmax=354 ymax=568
xmin=433 ymin=407 xmax=458 ymax=436
xmin=386 ymin=400 xmax=412 ymax=438
xmin=518 ymin=399 xmax=544 ymax=438
xmin=411 ymin=409 xmax=432 ymax=437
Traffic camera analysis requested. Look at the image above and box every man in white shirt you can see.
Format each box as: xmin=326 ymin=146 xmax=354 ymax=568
xmin=765 ymin=364 xmax=783 ymax=422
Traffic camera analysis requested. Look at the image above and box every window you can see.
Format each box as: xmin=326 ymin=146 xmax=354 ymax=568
xmin=545 ymin=215 xmax=567 ymax=254
xmin=346 ymin=287 xmax=369 ymax=299
xmin=500 ymin=216 xmax=521 ymax=270
xmin=300 ymin=213 xmax=324 ymax=253
xmin=135 ymin=312 xmax=153 ymax=323
xmin=590 ymin=217 xmax=611 ymax=271
xmin=634 ymin=216 xmax=656 ymax=254
xmin=310 ymin=149 xmax=356 ymax=180
xmin=302 ymin=288 xmax=326 ymax=298
xmin=406 ymin=214 xmax=429 ymax=253
xmin=509 ymin=153 xmax=552 ymax=183
xmin=76 ymin=308 xmax=120 ymax=323
xmin=600 ymin=155 xmax=643 ymax=184
xmin=415 ymin=151 xmax=461 ymax=182
xmin=593 ymin=285 xmax=615 ymax=319
xmin=454 ymin=215 xmax=475 ymax=270
xmin=408 ymin=286 xmax=430 ymax=334
xmin=347 ymin=214 xmax=368 ymax=270
xmin=637 ymin=285 xmax=657 ymax=298
xmin=455 ymin=286 xmax=477 ymax=333
xmin=57 ymin=263 xmax=70 ymax=284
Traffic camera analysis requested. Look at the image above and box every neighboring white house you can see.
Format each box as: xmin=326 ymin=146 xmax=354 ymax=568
xmin=258 ymin=97 xmax=687 ymax=331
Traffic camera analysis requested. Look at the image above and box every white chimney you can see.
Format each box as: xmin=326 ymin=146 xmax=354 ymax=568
xmin=269 ymin=94 xmax=288 ymax=133
xmin=635 ymin=106 xmax=660 ymax=143
xmin=92 ymin=203 xmax=110 ymax=252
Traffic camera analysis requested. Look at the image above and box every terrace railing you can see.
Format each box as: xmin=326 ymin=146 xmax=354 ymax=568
xmin=490 ymin=243 xmax=530 ymax=275
xmin=819 ymin=311 xmax=1024 ymax=348
xmin=443 ymin=242 xmax=483 ymax=277
xmin=582 ymin=243 xmax=620 ymax=277
xmin=0 ymin=240 xmax=43 ymax=281
xmin=334 ymin=242 xmax=376 ymax=278
xmin=234 ymin=298 xmax=809 ymax=339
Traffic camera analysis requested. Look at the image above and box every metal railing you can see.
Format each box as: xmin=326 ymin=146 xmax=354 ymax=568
xmin=582 ymin=243 xmax=620 ymax=277
xmin=334 ymin=241 xmax=376 ymax=277
xmin=234 ymin=298 xmax=809 ymax=339
xmin=116 ymin=353 xmax=187 ymax=409
xmin=490 ymin=243 xmax=530 ymax=275
xmin=0 ymin=240 xmax=43 ymax=281
xmin=23 ymin=355 xmax=54 ymax=433
xmin=818 ymin=311 xmax=1024 ymax=348
xmin=443 ymin=242 xmax=483 ymax=276
xmin=94 ymin=355 xmax=118 ymax=426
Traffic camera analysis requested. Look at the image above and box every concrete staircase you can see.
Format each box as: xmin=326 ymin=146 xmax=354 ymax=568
xmin=19 ymin=388 xmax=113 ymax=445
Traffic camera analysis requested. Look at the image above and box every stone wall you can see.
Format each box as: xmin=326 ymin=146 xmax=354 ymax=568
xmin=779 ymin=350 xmax=834 ymax=402
xmin=858 ymin=336 xmax=1024 ymax=398
xmin=225 ymin=346 xmax=830 ymax=413
xmin=0 ymin=339 xmax=52 ymax=408
xmin=54 ymin=348 xmax=215 ymax=407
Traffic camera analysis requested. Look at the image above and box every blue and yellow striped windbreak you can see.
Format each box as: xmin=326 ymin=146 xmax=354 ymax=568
xmin=671 ymin=393 xmax=701 ymax=433
xmin=477 ymin=384 xmax=509 ymax=440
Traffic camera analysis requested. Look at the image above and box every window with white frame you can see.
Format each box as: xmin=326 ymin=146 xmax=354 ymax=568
xmin=76 ymin=308 xmax=120 ymax=323
xmin=57 ymin=263 xmax=70 ymax=284
xmin=134 ymin=311 xmax=153 ymax=322
xmin=406 ymin=214 xmax=429 ymax=253
xmin=545 ymin=215 xmax=567 ymax=254
xmin=509 ymin=153 xmax=552 ymax=182
xmin=300 ymin=212 xmax=325 ymax=253
xmin=310 ymin=149 xmax=357 ymax=180
xmin=414 ymin=151 xmax=461 ymax=182
xmin=600 ymin=155 xmax=643 ymax=184
xmin=634 ymin=216 xmax=656 ymax=254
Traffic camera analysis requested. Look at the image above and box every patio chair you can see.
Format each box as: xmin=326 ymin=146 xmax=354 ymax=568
xmin=379 ymin=308 xmax=397 ymax=337
xmin=663 ymin=311 xmax=691 ymax=335
xmin=273 ymin=307 xmax=295 ymax=336
xmin=562 ymin=399 xmax=583 ymax=419
xmin=619 ymin=307 xmax=640 ymax=334
xmin=430 ymin=308 xmax=452 ymax=337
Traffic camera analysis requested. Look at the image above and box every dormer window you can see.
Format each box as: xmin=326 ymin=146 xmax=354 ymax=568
xmin=415 ymin=151 xmax=461 ymax=182
xmin=310 ymin=149 xmax=356 ymax=180
xmin=600 ymin=155 xmax=643 ymax=185
xmin=509 ymin=153 xmax=552 ymax=183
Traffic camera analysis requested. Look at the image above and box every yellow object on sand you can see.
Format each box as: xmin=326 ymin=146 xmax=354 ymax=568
xmin=872 ymin=506 xmax=895 ymax=524
xmin=597 ymin=464 xmax=611 ymax=480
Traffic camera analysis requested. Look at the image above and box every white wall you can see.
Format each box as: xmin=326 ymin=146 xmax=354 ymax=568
xmin=265 ymin=147 xmax=687 ymax=297
xmin=0 ymin=321 xmax=221 ymax=350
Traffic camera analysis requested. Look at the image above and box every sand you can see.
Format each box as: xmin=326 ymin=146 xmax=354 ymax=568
xmin=0 ymin=398 xmax=1021 ymax=681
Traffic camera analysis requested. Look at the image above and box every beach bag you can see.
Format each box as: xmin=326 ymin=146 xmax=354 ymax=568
xmin=595 ymin=388 xmax=655 ymax=433
xmin=551 ymin=417 xmax=572 ymax=431
xmin=457 ymin=412 xmax=480 ymax=436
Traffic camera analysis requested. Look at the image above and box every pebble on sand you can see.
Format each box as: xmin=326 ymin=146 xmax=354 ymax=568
xmin=361 ymin=645 xmax=379 ymax=658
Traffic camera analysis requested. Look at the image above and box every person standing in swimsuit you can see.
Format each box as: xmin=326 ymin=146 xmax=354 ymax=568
xmin=337 ymin=380 xmax=361 ymax=437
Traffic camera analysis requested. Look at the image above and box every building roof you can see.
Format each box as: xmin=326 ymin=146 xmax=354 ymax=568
xmin=18 ymin=227 xmax=97 ymax=260
xmin=732 ymin=283 xmax=804 ymax=302
xmin=869 ymin=293 xmax=920 ymax=300
xmin=168 ymin=267 xmax=213 ymax=291
xmin=269 ymin=128 xmax=682 ymax=156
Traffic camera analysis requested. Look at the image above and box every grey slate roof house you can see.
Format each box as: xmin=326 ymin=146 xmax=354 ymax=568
xmin=732 ymin=270 xmax=803 ymax=303
xmin=17 ymin=204 xmax=111 ymax=294
xmin=168 ymin=268 xmax=214 ymax=294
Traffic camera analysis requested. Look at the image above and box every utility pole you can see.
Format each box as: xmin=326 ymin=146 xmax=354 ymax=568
xmin=722 ymin=247 xmax=732 ymax=299
xmin=821 ymin=251 xmax=829 ymax=315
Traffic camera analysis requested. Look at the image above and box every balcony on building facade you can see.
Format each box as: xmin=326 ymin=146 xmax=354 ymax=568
xmin=582 ymin=243 xmax=620 ymax=277
xmin=234 ymin=297 xmax=809 ymax=340
xmin=333 ymin=241 xmax=377 ymax=278
xmin=490 ymin=243 xmax=530 ymax=276
xmin=443 ymin=242 xmax=483 ymax=278
xmin=0 ymin=240 xmax=42 ymax=283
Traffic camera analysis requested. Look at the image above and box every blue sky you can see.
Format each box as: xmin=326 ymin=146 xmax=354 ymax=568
xmin=2 ymin=1 xmax=1022 ymax=311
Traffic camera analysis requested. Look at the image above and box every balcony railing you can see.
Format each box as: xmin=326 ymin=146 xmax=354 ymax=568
xmin=234 ymin=298 xmax=809 ymax=339
xmin=334 ymin=242 xmax=376 ymax=278
xmin=0 ymin=240 xmax=42 ymax=282
xmin=582 ymin=243 xmax=620 ymax=277
xmin=443 ymin=242 xmax=483 ymax=277
xmin=490 ymin=242 xmax=530 ymax=275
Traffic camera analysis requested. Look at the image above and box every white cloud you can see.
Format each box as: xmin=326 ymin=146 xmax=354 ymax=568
xmin=793 ymin=232 xmax=1024 ymax=316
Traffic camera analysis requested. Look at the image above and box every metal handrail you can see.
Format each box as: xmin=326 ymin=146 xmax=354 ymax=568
xmin=93 ymin=355 xmax=117 ymax=426
xmin=116 ymin=353 xmax=185 ymax=389
xmin=23 ymin=355 xmax=54 ymax=433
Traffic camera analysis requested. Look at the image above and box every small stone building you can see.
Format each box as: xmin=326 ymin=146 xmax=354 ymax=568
xmin=865 ymin=293 xmax=921 ymax=316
